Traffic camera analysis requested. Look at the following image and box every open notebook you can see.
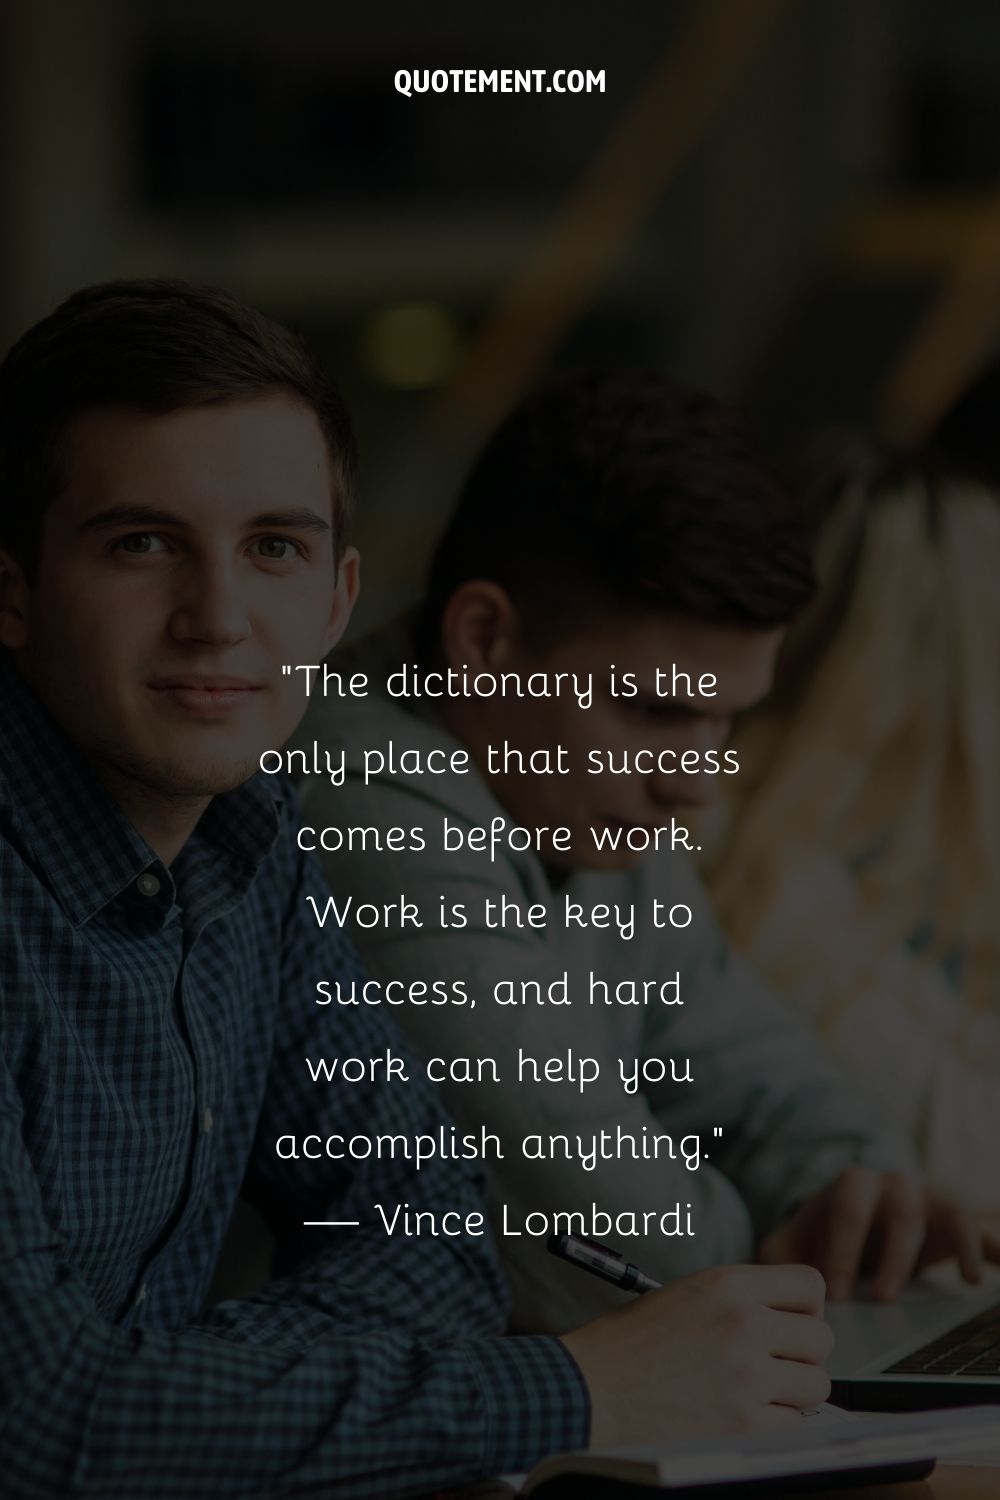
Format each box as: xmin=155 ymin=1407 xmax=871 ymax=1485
xmin=496 ymin=1406 xmax=1000 ymax=1497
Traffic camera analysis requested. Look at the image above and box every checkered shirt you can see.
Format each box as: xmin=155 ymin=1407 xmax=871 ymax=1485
xmin=0 ymin=653 xmax=588 ymax=1497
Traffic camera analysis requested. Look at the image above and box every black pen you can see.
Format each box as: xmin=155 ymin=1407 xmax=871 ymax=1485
xmin=547 ymin=1232 xmax=662 ymax=1294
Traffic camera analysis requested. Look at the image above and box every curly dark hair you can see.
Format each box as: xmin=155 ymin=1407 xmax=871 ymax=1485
xmin=0 ymin=277 xmax=357 ymax=575
xmin=422 ymin=369 xmax=815 ymax=642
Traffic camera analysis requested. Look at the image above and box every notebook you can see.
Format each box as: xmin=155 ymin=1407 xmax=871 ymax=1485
xmin=489 ymin=1406 xmax=1000 ymax=1497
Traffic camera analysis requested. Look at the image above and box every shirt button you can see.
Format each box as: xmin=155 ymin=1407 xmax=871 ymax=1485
xmin=202 ymin=1107 xmax=214 ymax=1133
xmin=134 ymin=1282 xmax=148 ymax=1307
xmin=136 ymin=872 xmax=161 ymax=897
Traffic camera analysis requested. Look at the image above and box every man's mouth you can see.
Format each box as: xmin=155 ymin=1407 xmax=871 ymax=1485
xmin=603 ymin=818 xmax=672 ymax=832
xmin=148 ymin=677 xmax=263 ymax=716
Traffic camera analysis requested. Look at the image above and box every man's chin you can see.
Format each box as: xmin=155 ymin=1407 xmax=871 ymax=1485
xmin=145 ymin=762 xmax=261 ymax=799
xmin=92 ymin=743 xmax=262 ymax=801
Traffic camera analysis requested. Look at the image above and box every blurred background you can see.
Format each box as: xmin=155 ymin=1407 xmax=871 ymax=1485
xmin=3 ymin=0 xmax=1000 ymax=628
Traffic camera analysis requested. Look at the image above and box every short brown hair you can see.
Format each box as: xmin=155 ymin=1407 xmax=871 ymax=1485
xmin=423 ymin=369 xmax=814 ymax=640
xmin=0 ymin=277 xmax=357 ymax=574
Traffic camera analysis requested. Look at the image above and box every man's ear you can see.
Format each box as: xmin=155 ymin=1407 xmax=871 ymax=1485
xmin=321 ymin=545 xmax=361 ymax=656
xmin=0 ymin=548 xmax=30 ymax=651
xmin=440 ymin=580 xmax=520 ymax=673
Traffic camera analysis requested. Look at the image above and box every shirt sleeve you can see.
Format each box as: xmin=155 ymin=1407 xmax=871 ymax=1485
xmin=300 ymin=769 xmax=917 ymax=1332
xmin=0 ymin=849 xmax=589 ymax=1499
xmin=635 ymin=856 xmax=921 ymax=1234
xmin=719 ymin=853 xmax=998 ymax=1208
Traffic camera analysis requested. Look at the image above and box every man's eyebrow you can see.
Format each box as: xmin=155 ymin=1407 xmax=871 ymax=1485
xmin=80 ymin=504 xmax=332 ymax=534
xmin=248 ymin=508 xmax=332 ymax=534
xmin=81 ymin=504 xmax=186 ymax=532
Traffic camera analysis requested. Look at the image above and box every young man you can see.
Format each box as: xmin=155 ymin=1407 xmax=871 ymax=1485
xmin=0 ymin=287 xmax=834 ymax=1498
xmin=296 ymin=370 xmax=996 ymax=1336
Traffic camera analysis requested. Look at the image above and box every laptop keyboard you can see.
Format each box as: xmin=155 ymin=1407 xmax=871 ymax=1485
xmin=886 ymin=1302 xmax=1000 ymax=1377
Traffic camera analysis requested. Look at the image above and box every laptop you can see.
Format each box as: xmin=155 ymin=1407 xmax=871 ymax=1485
xmin=828 ymin=1271 xmax=1000 ymax=1409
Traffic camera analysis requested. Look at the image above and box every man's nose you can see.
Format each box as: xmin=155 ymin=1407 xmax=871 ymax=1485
xmin=168 ymin=558 xmax=252 ymax=647
xmin=650 ymin=720 xmax=730 ymax=808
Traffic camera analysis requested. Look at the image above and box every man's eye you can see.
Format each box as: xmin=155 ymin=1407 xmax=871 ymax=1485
xmin=253 ymin=536 xmax=302 ymax=561
xmin=115 ymin=533 xmax=164 ymax=555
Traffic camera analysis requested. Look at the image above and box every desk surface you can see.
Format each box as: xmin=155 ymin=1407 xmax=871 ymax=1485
xmin=463 ymin=1463 xmax=998 ymax=1497
xmin=811 ymin=1468 xmax=996 ymax=1498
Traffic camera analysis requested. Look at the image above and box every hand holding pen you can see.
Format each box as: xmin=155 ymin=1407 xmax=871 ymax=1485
xmin=549 ymin=1234 xmax=833 ymax=1445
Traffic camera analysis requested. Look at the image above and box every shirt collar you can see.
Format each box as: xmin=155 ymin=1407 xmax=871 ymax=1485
xmin=0 ymin=650 xmax=283 ymax=928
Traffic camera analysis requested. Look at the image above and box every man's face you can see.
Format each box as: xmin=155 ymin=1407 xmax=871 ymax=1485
xmin=4 ymin=396 xmax=356 ymax=800
xmin=474 ymin=609 xmax=781 ymax=870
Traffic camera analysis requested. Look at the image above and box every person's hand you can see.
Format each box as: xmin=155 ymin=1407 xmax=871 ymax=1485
xmin=560 ymin=1263 xmax=832 ymax=1447
xmin=758 ymin=1166 xmax=1000 ymax=1302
